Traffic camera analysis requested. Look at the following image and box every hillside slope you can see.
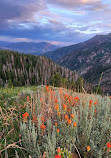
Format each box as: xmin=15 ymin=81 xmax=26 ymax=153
xmin=0 ymin=50 xmax=93 ymax=92
xmin=58 ymin=35 xmax=111 ymax=94
xmin=45 ymin=33 xmax=111 ymax=61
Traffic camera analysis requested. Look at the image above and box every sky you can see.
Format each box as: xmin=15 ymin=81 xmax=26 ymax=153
xmin=0 ymin=0 xmax=111 ymax=46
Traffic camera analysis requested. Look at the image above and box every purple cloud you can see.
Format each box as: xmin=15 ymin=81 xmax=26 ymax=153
xmin=0 ymin=0 xmax=111 ymax=46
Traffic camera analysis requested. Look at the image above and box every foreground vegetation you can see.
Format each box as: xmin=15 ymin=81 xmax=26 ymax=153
xmin=0 ymin=85 xmax=111 ymax=158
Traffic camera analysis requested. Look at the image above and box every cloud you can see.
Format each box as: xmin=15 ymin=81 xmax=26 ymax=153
xmin=0 ymin=35 xmax=74 ymax=46
xmin=46 ymin=0 xmax=106 ymax=11
xmin=0 ymin=21 xmax=94 ymax=46
xmin=0 ymin=0 xmax=47 ymax=29
xmin=73 ymin=11 xmax=85 ymax=15
xmin=47 ymin=0 xmax=99 ymax=7
xmin=0 ymin=0 xmax=111 ymax=47
xmin=0 ymin=36 xmax=34 ymax=42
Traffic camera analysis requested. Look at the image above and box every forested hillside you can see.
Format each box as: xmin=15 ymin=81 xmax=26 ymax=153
xmin=0 ymin=50 xmax=93 ymax=92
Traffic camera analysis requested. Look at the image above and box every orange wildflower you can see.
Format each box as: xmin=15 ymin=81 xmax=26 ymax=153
xmin=55 ymin=122 xmax=57 ymax=127
xmin=107 ymin=142 xmax=111 ymax=150
xmin=65 ymin=115 xmax=69 ymax=120
xmin=64 ymin=94 xmax=69 ymax=99
xmin=70 ymin=113 xmax=75 ymax=119
xmin=57 ymin=147 xmax=61 ymax=154
xmin=73 ymin=122 xmax=77 ymax=127
xmin=54 ymin=155 xmax=61 ymax=158
xmin=68 ymin=119 xmax=72 ymax=125
xmin=55 ymin=99 xmax=58 ymax=103
xmin=22 ymin=112 xmax=29 ymax=119
xmin=40 ymin=124 xmax=46 ymax=130
xmin=110 ymin=96 xmax=111 ymax=99
xmin=57 ymin=129 xmax=60 ymax=133
xmin=94 ymin=102 xmax=97 ymax=105
xmin=63 ymin=104 xmax=67 ymax=110
xmin=89 ymin=100 xmax=92 ymax=106
xmin=45 ymin=85 xmax=49 ymax=89
xmin=55 ymin=104 xmax=59 ymax=111
xmin=94 ymin=110 xmax=97 ymax=113
xmin=45 ymin=85 xmax=49 ymax=92
xmin=74 ymin=96 xmax=79 ymax=102
xmin=87 ymin=146 xmax=91 ymax=152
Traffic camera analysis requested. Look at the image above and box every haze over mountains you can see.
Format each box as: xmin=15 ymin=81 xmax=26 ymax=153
xmin=0 ymin=41 xmax=59 ymax=55
xmin=0 ymin=41 xmax=12 ymax=47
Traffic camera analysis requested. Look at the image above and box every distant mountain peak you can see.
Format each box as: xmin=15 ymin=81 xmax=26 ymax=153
xmin=0 ymin=41 xmax=60 ymax=55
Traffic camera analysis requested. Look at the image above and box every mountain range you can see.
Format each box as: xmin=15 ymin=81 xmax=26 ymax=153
xmin=1 ymin=33 xmax=111 ymax=94
xmin=0 ymin=42 xmax=59 ymax=55
xmin=47 ymin=33 xmax=111 ymax=94
xmin=45 ymin=33 xmax=111 ymax=61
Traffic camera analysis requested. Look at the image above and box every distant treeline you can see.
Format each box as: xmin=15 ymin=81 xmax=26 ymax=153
xmin=0 ymin=50 xmax=93 ymax=92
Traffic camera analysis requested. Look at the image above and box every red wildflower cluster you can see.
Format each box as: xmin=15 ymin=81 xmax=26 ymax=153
xmin=55 ymin=99 xmax=58 ymax=103
xmin=57 ymin=147 xmax=61 ymax=154
xmin=74 ymin=96 xmax=79 ymax=102
xmin=107 ymin=142 xmax=111 ymax=150
xmin=54 ymin=155 xmax=61 ymax=158
xmin=22 ymin=112 xmax=29 ymax=119
xmin=89 ymin=100 xmax=92 ymax=107
xmin=55 ymin=104 xmax=59 ymax=111
xmin=87 ymin=146 xmax=91 ymax=152
xmin=40 ymin=124 xmax=46 ymax=130
xmin=65 ymin=115 xmax=69 ymax=120
xmin=70 ymin=113 xmax=74 ymax=119
xmin=64 ymin=94 xmax=69 ymax=100
xmin=54 ymin=148 xmax=61 ymax=158
xmin=63 ymin=104 xmax=67 ymax=110
xmin=57 ymin=129 xmax=60 ymax=133
xmin=45 ymin=85 xmax=49 ymax=92
xmin=68 ymin=119 xmax=72 ymax=125
xmin=73 ymin=122 xmax=77 ymax=127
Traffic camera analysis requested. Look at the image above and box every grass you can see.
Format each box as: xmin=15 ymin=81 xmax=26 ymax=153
xmin=0 ymin=85 xmax=111 ymax=158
